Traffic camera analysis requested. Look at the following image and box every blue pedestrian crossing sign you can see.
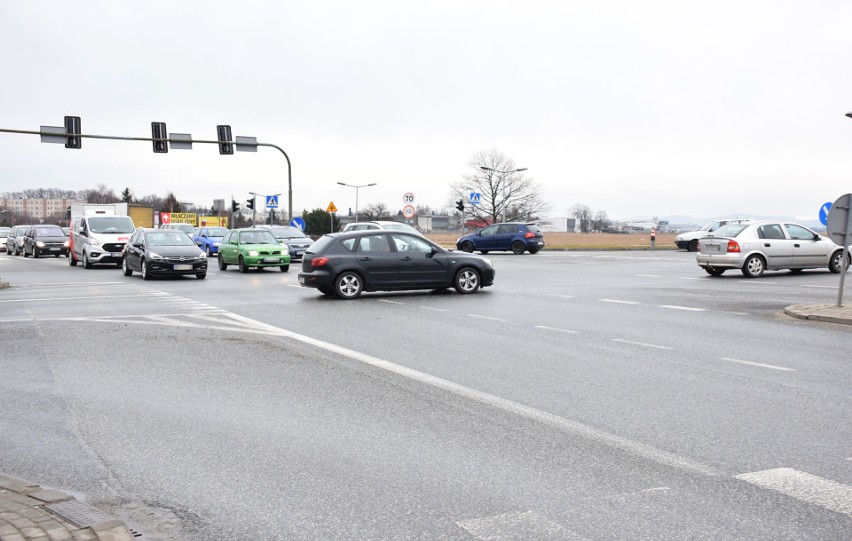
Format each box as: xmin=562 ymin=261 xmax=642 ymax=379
xmin=265 ymin=195 xmax=279 ymax=209
xmin=469 ymin=192 xmax=481 ymax=205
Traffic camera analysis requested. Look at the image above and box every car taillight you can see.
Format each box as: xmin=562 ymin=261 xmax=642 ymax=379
xmin=311 ymin=257 xmax=329 ymax=267
xmin=524 ymin=231 xmax=535 ymax=239
xmin=727 ymin=240 xmax=740 ymax=253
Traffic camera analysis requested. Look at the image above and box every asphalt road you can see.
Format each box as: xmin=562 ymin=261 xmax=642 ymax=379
xmin=1 ymin=250 xmax=850 ymax=540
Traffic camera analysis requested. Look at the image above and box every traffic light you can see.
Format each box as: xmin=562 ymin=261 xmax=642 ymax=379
xmin=455 ymin=199 xmax=464 ymax=211
xmin=216 ymin=125 xmax=233 ymax=155
xmin=246 ymin=198 xmax=255 ymax=210
xmin=231 ymin=200 xmax=240 ymax=212
xmin=64 ymin=116 xmax=81 ymax=149
xmin=151 ymin=122 xmax=168 ymax=153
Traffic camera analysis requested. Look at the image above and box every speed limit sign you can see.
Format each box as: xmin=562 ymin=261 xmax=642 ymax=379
xmin=402 ymin=205 xmax=416 ymax=219
xmin=403 ymin=192 xmax=415 ymax=204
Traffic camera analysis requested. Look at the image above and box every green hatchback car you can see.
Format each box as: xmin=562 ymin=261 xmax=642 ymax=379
xmin=217 ymin=229 xmax=291 ymax=272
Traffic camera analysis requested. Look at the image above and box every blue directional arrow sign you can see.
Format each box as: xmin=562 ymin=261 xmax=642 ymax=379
xmin=265 ymin=195 xmax=279 ymax=209
xmin=290 ymin=217 xmax=306 ymax=231
xmin=819 ymin=202 xmax=832 ymax=226
xmin=469 ymin=192 xmax=481 ymax=205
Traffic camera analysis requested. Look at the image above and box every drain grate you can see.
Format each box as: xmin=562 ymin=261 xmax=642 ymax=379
xmin=45 ymin=500 xmax=119 ymax=528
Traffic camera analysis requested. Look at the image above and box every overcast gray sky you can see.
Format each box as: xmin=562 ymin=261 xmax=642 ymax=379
xmin=2 ymin=1 xmax=851 ymax=221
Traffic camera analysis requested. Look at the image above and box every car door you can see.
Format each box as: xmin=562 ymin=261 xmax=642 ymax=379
xmin=125 ymin=231 xmax=143 ymax=270
xmin=477 ymin=225 xmax=499 ymax=250
xmin=355 ymin=233 xmax=399 ymax=287
xmin=390 ymin=233 xmax=449 ymax=287
xmin=220 ymin=231 xmax=237 ymax=263
xmin=495 ymin=223 xmax=519 ymax=250
xmin=755 ymin=223 xmax=793 ymax=268
xmin=785 ymin=223 xmax=827 ymax=267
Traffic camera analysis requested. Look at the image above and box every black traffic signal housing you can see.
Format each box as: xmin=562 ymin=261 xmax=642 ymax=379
xmin=455 ymin=199 xmax=464 ymax=212
xmin=246 ymin=198 xmax=255 ymax=210
xmin=64 ymin=116 xmax=81 ymax=149
xmin=231 ymin=199 xmax=240 ymax=212
xmin=217 ymin=125 xmax=233 ymax=155
xmin=151 ymin=122 xmax=168 ymax=153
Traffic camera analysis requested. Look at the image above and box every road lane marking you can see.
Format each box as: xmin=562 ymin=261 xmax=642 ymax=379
xmin=721 ymin=357 xmax=795 ymax=372
xmin=420 ymin=306 xmax=447 ymax=312
xmin=600 ymin=299 xmax=640 ymax=305
xmin=468 ymin=314 xmax=506 ymax=322
xmin=612 ymin=339 xmax=673 ymax=350
xmin=735 ymin=468 xmax=852 ymax=517
xmin=678 ymin=277 xmax=706 ymax=280
xmin=378 ymin=299 xmax=403 ymax=305
xmin=0 ymin=294 xmax=153 ymax=304
xmin=457 ymin=511 xmax=586 ymax=540
xmin=659 ymin=305 xmax=707 ymax=312
xmin=800 ymin=285 xmax=835 ymax=289
xmin=636 ymin=274 xmax=663 ymax=278
xmin=548 ymin=294 xmax=575 ymax=299
xmin=535 ymin=325 xmax=579 ymax=334
xmin=15 ymin=281 xmax=126 ymax=286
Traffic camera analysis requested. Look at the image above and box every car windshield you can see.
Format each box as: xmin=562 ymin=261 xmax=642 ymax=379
xmin=147 ymin=232 xmax=196 ymax=246
xmin=206 ymin=227 xmax=228 ymax=237
xmin=88 ymin=216 xmax=135 ymax=234
xmin=269 ymin=227 xmax=307 ymax=239
xmin=240 ymin=231 xmax=278 ymax=244
xmin=381 ymin=223 xmax=420 ymax=234
xmin=713 ymin=224 xmax=749 ymax=237
xmin=0 ymin=228 xmax=10 ymax=235
xmin=172 ymin=224 xmax=195 ymax=234
xmin=35 ymin=227 xmax=64 ymax=236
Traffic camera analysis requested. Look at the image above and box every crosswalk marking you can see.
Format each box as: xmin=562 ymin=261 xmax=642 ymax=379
xmin=735 ymin=468 xmax=852 ymax=516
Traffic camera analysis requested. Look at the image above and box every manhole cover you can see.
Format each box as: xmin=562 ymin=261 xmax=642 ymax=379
xmin=45 ymin=500 xmax=118 ymax=528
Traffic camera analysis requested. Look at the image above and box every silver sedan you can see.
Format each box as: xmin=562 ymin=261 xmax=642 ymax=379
xmin=696 ymin=220 xmax=848 ymax=277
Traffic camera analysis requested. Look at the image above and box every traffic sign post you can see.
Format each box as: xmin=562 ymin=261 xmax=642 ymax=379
xmin=265 ymin=195 xmax=279 ymax=209
xmin=826 ymin=193 xmax=852 ymax=307
xmin=819 ymin=202 xmax=833 ymax=226
xmin=327 ymin=202 xmax=337 ymax=233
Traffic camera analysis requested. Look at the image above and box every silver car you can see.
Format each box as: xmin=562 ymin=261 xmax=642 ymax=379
xmin=0 ymin=227 xmax=9 ymax=253
xmin=696 ymin=220 xmax=848 ymax=277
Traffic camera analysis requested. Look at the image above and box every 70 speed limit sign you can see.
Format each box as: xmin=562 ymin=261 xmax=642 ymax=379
xmin=403 ymin=192 xmax=415 ymax=204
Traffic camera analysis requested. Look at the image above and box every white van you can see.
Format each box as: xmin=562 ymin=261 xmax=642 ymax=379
xmin=69 ymin=213 xmax=136 ymax=268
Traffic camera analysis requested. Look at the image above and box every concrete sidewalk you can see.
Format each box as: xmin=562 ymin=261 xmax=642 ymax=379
xmin=0 ymin=475 xmax=133 ymax=541
xmin=784 ymin=303 xmax=852 ymax=325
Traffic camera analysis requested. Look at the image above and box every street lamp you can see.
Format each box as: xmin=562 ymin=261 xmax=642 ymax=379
xmin=479 ymin=166 xmax=528 ymax=222
xmin=337 ymin=182 xmax=377 ymax=222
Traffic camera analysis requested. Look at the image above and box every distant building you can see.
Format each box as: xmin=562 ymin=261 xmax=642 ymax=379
xmin=0 ymin=197 xmax=85 ymax=221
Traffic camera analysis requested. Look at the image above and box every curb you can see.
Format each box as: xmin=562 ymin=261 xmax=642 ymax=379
xmin=784 ymin=304 xmax=852 ymax=325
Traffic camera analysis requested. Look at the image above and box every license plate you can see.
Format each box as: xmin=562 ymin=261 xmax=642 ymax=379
xmin=174 ymin=264 xmax=192 ymax=271
xmin=296 ymin=251 xmax=304 ymax=256
xmin=298 ymin=276 xmax=305 ymax=285
xmin=263 ymin=257 xmax=279 ymax=263
xmin=49 ymin=248 xmax=59 ymax=251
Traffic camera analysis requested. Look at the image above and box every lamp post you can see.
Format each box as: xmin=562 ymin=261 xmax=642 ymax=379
xmin=479 ymin=166 xmax=528 ymax=222
xmin=337 ymin=182 xmax=377 ymax=222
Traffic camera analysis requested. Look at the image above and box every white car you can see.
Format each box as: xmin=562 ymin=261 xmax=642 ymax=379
xmin=342 ymin=221 xmax=423 ymax=236
xmin=0 ymin=227 xmax=9 ymax=253
xmin=676 ymin=219 xmax=751 ymax=252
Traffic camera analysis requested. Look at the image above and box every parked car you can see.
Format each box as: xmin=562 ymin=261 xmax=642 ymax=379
xmin=122 ymin=228 xmax=207 ymax=280
xmin=23 ymin=225 xmax=69 ymax=258
xmin=299 ymin=230 xmax=495 ymax=299
xmin=160 ymin=223 xmax=196 ymax=236
xmin=217 ymin=229 xmax=291 ymax=272
xmin=0 ymin=227 xmax=9 ymax=253
xmin=676 ymin=219 xmax=751 ymax=252
xmin=342 ymin=220 xmax=424 ymax=236
xmin=456 ymin=222 xmax=545 ymax=255
xmin=262 ymin=226 xmax=314 ymax=260
xmin=192 ymin=226 xmax=229 ymax=256
xmin=6 ymin=225 xmax=30 ymax=256
xmin=696 ymin=220 xmax=848 ymax=277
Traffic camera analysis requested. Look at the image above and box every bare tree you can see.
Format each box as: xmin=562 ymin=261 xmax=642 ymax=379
xmin=82 ymin=184 xmax=119 ymax=204
xmin=450 ymin=149 xmax=548 ymax=224
xmin=570 ymin=204 xmax=593 ymax=233
xmin=360 ymin=202 xmax=391 ymax=221
xmin=593 ymin=210 xmax=609 ymax=232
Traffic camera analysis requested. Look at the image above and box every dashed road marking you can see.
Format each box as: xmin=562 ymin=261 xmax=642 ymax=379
xmin=600 ymin=299 xmax=640 ymax=305
xmin=659 ymin=305 xmax=707 ymax=312
xmin=0 ymin=294 xmax=153 ymax=304
xmin=535 ymin=325 xmax=579 ymax=334
xmin=468 ymin=314 xmax=507 ymax=322
xmin=800 ymin=285 xmax=835 ymax=289
xmin=420 ymin=306 xmax=447 ymax=312
xmin=612 ymin=339 xmax=673 ymax=350
xmin=457 ymin=511 xmax=587 ymax=540
xmin=378 ymin=299 xmax=403 ymax=305
xmin=721 ymin=357 xmax=795 ymax=372
xmin=636 ymin=274 xmax=663 ymax=278
xmin=735 ymin=468 xmax=852 ymax=517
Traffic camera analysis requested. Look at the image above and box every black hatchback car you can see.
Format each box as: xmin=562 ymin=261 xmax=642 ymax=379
xmin=299 ymin=230 xmax=495 ymax=299
xmin=122 ymin=228 xmax=208 ymax=280
xmin=456 ymin=222 xmax=545 ymax=254
xmin=23 ymin=225 xmax=69 ymax=258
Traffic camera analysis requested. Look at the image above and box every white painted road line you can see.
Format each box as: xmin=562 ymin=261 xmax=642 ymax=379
xmin=636 ymin=274 xmax=663 ymax=278
xmin=0 ymin=294 xmax=154 ymax=304
xmin=378 ymin=299 xmax=403 ymax=305
xmin=535 ymin=325 xmax=579 ymax=334
xmin=468 ymin=314 xmax=507 ymax=322
xmin=600 ymin=299 xmax=640 ymax=305
xmin=659 ymin=305 xmax=707 ymax=312
xmin=721 ymin=357 xmax=796 ymax=372
xmin=457 ymin=511 xmax=587 ymax=540
xmin=800 ymin=285 xmax=835 ymax=289
xmin=612 ymin=339 xmax=673 ymax=351
xmin=420 ymin=306 xmax=447 ymax=312
xmin=735 ymin=468 xmax=852 ymax=517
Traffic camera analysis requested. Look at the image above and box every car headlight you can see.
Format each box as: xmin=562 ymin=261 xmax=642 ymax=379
xmin=198 ymin=252 xmax=207 ymax=259
xmin=148 ymin=252 xmax=164 ymax=260
xmin=36 ymin=241 xmax=45 ymax=248
xmin=248 ymin=250 xmax=259 ymax=257
xmin=90 ymin=238 xmax=101 ymax=246
xmin=675 ymin=236 xmax=682 ymax=242
xmin=213 ymin=242 xmax=221 ymax=247
xmin=63 ymin=240 xmax=69 ymax=247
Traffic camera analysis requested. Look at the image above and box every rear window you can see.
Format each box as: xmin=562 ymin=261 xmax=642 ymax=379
xmin=307 ymin=235 xmax=336 ymax=254
xmin=524 ymin=225 xmax=542 ymax=234
xmin=714 ymin=224 xmax=748 ymax=237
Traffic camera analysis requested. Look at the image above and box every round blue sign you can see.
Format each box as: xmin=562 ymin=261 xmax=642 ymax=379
xmin=290 ymin=217 xmax=306 ymax=231
xmin=819 ymin=202 xmax=832 ymax=226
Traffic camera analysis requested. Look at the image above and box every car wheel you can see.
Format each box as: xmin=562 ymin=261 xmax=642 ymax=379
xmin=280 ymin=265 xmax=289 ymax=272
xmin=196 ymin=272 xmax=206 ymax=279
xmin=206 ymin=246 xmax=212 ymax=256
xmin=829 ymin=250 xmax=849 ymax=274
xmin=32 ymin=246 xmax=39 ymax=258
xmin=687 ymin=240 xmax=699 ymax=252
xmin=218 ymin=254 xmax=227 ymax=271
xmin=238 ymin=256 xmax=249 ymax=273
xmin=335 ymin=271 xmax=363 ymax=299
xmin=122 ymin=257 xmax=132 ymax=276
xmin=23 ymin=247 xmax=29 ymax=257
xmin=460 ymin=241 xmax=474 ymax=253
xmin=141 ymin=260 xmax=151 ymax=280
xmin=528 ymin=247 xmax=540 ymax=254
xmin=705 ymin=267 xmax=725 ymax=276
xmin=742 ymin=254 xmax=765 ymax=278
xmin=511 ymin=241 xmax=525 ymax=255
xmin=69 ymin=252 xmax=77 ymax=266
xmin=83 ymin=251 xmax=93 ymax=269
xmin=480 ymin=251 xmax=489 ymax=255
xmin=454 ymin=267 xmax=481 ymax=294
